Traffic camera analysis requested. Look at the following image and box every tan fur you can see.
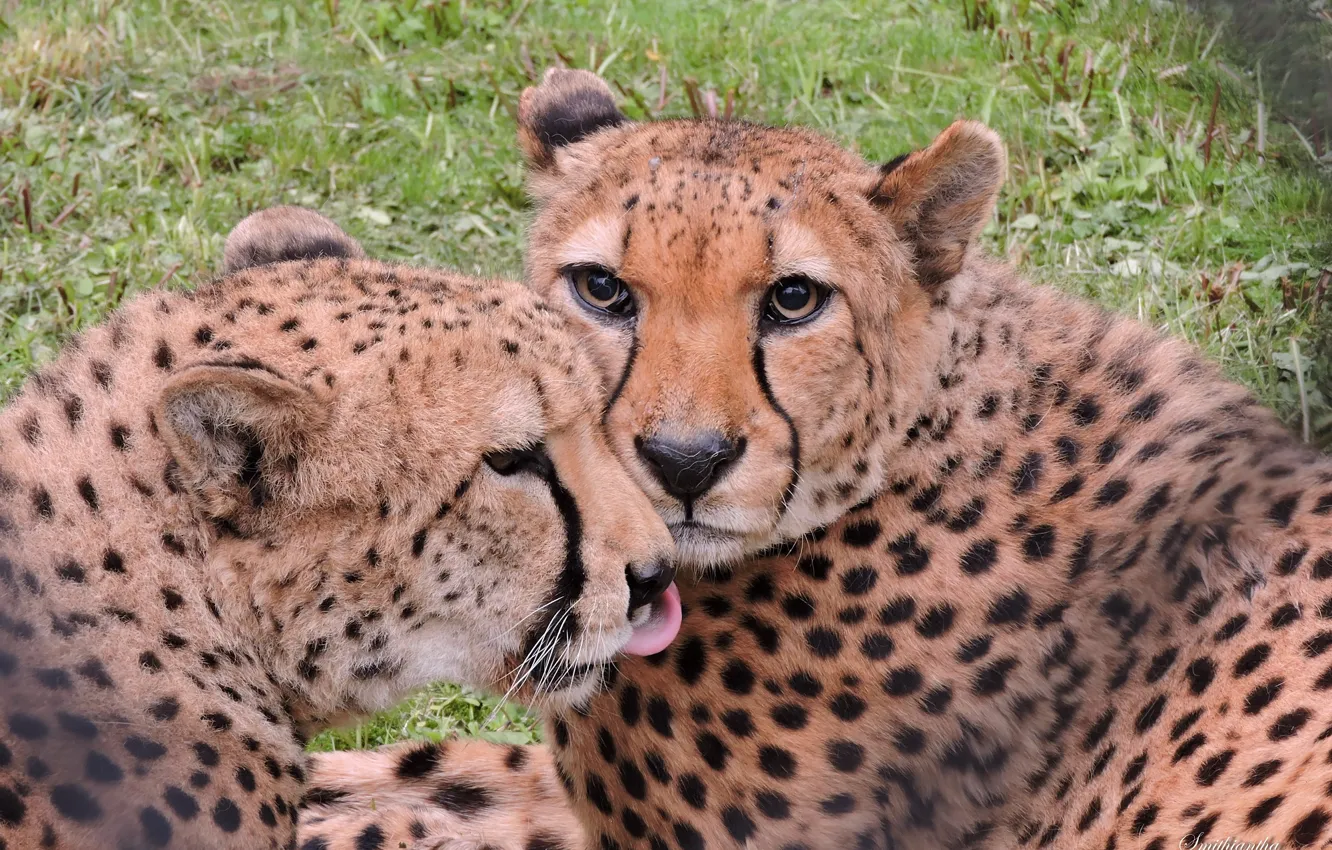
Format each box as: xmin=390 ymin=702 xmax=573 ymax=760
xmin=298 ymin=74 xmax=1332 ymax=850
xmin=0 ymin=209 xmax=673 ymax=849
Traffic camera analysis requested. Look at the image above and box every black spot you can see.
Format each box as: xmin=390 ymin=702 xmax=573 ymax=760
xmin=829 ymin=692 xmax=867 ymax=722
xmin=1135 ymin=695 xmax=1168 ymax=733
xmin=721 ymin=660 xmax=755 ymax=694
xmin=781 ymin=594 xmax=815 ymax=620
xmin=77 ymin=477 xmax=99 ymax=512
xmin=1124 ymin=391 xmax=1164 ymax=423
xmin=147 ymin=698 xmax=179 ymax=722
xmin=961 ymin=539 xmax=998 ymax=574
xmin=673 ymin=821 xmax=705 ymax=850
xmin=721 ymin=709 xmax=754 ymax=737
xmin=972 ymin=657 xmax=1017 ymax=696
xmin=889 ymin=532 xmax=931 ymax=575
xmin=51 ymin=784 xmax=101 ymax=822
xmin=987 ymin=589 xmax=1031 ymax=626
xmin=696 ymin=732 xmax=730 ymax=771
xmin=203 ymin=713 xmax=232 ymax=732
xmin=1011 ymin=452 xmax=1044 ymax=494
xmin=842 ymin=520 xmax=881 ymax=547
xmin=1094 ymin=479 xmax=1131 ymax=506
xmin=1246 ymin=796 xmax=1284 ymax=828
xmin=32 ymin=487 xmax=53 ymax=519
xmin=392 ymin=741 xmax=442 ymax=779
xmin=771 ymin=704 xmax=808 ymax=730
xmin=432 ymin=781 xmax=493 ymax=817
xmin=1131 ymin=803 xmax=1159 ymax=835
xmin=140 ymin=805 xmax=172 ymax=846
xmin=880 ymin=595 xmax=917 ymax=623
xmin=797 ymin=555 xmax=832 ymax=580
xmin=883 ymin=666 xmax=923 ymax=696
xmin=9 ymin=713 xmax=49 ymax=740
xmin=723 ymin=806 xmax=756 ymax=842
xmin=821 ymin=793 xmax=857 ymax=815
xmin=0 ymin=784 xmax=24 ymax=827
xmin=648 ymin=697 xmax=673 ymax=738
xmin=154 ymin=341 xmax=174 ymax=370
xmin=583 ymin=774 xmax=613 ymax=815
xmin=756 ymin=789 xmax=790 ymax=819
xmin=1244 ymin=679 xmax=1284 ymax=714
xmin=861 ymin=632 xmax=895 ymax=659
xmin=805 ymin=627 xmax=842 ymax=658
xmin=920 ymin=685 xmax=953 ymax=715
xmin=840 ymin=566 xmax=878 ymax=595
xmin=163 ymin=787 xmax=200 ymax=820
xmin=759 ymin=746 xmax=797 ymax=779
xmin=1071 ymin=396 xmax=1101 ymax=426
xmin=212 ymin=797 xmax=242 ymax=832
xmin=1195 ymin=750 xmax=1234 ymax=786
xmin=125 ymin=736 xmax=167 ymax=761
xmin=1289 ymin=810 xmax=1330 ymax=847
xmin=675 ymin=636 xmax=708 ymax=685
xmin=1268 ymin=708 xmax=1311 ymax=741
xmin=1023 ymin=525 xmax=1056 ymax=560
xmin=677 ymin=774 xmax=707 ymax=809
xmin=355 ymin=823 xmax=386 ymax=850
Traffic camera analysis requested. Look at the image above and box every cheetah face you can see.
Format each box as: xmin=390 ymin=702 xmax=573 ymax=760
xmin=515 ymin=71 xmax=1005 ymax=568
xmin=158 ymin=209 xmax=684 ymax=711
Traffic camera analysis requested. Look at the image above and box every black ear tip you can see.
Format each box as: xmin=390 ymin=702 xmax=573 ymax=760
xmin=532 ymin=87 xmax=626 ymax=149
xmin=223 ymin=206 xmax=365 ymax=274
xmin=520 ymin=68 xmax=627 ymax=163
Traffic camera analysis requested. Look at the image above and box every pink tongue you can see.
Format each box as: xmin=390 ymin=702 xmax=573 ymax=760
xmin=623 ymin=582 xmax=683 ymax=656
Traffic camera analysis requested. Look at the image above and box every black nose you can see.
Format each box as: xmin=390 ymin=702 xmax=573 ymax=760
xmin=627 ymin=559 xmax=676 ymax=614
xmin=636 ymin=432 xmax=743 ymax=499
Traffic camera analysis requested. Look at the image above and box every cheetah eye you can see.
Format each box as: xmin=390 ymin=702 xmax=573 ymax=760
xmin=484 ymin=443 xmax=552 ymax=477
xmin=763 ymin=276 xmax=830 ymax=325
xmin=565 ymin=265 xmax=635 ymax=317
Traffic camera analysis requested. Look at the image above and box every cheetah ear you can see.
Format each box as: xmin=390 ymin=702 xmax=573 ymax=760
xmin=867 ymin=120 xmax=1006 ymax=290
xmin=518 ymin=68 xmax=628 ymax=172
xmin=157 ymin=363 xmax=330 ymax=523
xmin=223 ymin=206 xmax=364 ymax=275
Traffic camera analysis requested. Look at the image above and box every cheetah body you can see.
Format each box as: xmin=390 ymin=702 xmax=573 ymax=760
xmin=0 ymin=209 xmax=673 ymax=850
xmin=299 ymin=72 xmax=1332 ymax=850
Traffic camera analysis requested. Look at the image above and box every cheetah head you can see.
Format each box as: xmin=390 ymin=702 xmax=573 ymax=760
xmin=516 ymin=69 xmax=1006 ymax=568
xmin=159 ymin=208 xmax=681 ymax=711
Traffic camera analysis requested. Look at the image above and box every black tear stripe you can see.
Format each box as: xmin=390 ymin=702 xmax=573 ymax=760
xmin=601 ymin=331 xmax=640 ymax=427
xmin=534 ymin=470 xmax=587 ymax=648
xmin=752 ymin=342 xmax=801 ymax=519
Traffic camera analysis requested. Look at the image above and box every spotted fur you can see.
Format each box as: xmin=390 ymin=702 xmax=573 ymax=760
xmin=0 ymin=207 xmax=673 ymax=849
xmin=297 ymin=72 xmax=1332 ymax=850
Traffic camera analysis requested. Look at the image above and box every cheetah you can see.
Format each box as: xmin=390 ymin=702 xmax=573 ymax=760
xmin=298 ymin=69 xmax=1332 ymax=850
xmin=0 ymin=206 xmax=684 ymax=850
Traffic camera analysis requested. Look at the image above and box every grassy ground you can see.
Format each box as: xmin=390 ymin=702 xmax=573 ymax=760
xmin=3 ymin=0 xmax=1330 ymax=750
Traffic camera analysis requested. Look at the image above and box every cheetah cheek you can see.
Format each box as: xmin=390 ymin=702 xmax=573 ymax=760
xmin=622 ymin=582 xmax=681 ymax=656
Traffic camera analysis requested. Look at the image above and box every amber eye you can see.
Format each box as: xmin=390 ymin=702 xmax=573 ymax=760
xmin=764 ymin=276 xmax=829 ymax=324
xmin=484 ymin=443 xmax=552 ymax=477
xmin=566 ymin=265 xmax=635 ymax=316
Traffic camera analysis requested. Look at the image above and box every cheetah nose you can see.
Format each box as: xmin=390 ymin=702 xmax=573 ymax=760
xmin=635 ymin=431 xmax=743 ymax=500
xmin=627 ymin=558 xmax=676 ymax=615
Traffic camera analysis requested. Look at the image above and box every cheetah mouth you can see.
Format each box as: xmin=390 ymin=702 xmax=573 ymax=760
xmin=669 ymin=520 xmax=737 ymax=542
xmin=622 ymin=581 xmax=682 ymax=657
xmin=526 ymin=659 xmax=602 ymax=694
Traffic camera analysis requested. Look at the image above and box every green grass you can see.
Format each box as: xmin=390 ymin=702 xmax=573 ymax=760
xmin=3 ymin=0 xmax=1330 ymax=750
